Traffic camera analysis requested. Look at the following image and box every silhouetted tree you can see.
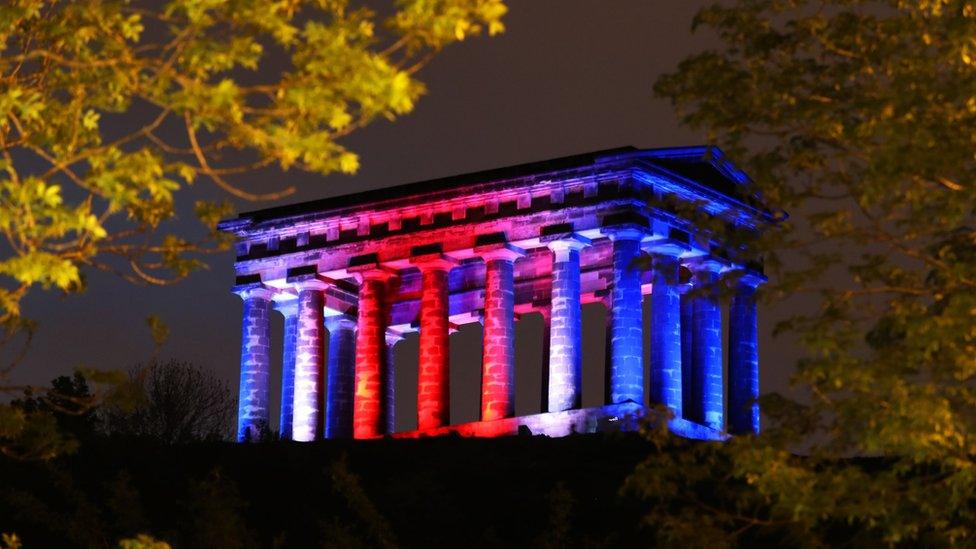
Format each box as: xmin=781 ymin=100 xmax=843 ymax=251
xmin=102 ymin=360 xmax=234 ymax=444
xmin=633 ymin=0 xmax=976 ymax=544
xmin=15 ymin=373 xmax=100 ymax=437
xmin=2 ymin=372 xmax=100 ymax=459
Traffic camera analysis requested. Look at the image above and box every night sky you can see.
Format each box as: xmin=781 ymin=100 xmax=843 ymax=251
xmin=12 ymin=2 xmax=797 ymax=431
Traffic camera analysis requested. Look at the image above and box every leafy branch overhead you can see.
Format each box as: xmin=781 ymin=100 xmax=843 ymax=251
xmin=0 ymin=0 xmax=506 ymax=325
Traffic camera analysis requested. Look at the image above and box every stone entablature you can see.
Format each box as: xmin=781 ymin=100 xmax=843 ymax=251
xmin=219 ymin=146 xmax=772 ymax=442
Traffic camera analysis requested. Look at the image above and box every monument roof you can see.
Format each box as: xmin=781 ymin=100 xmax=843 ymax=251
xmin=222 ymin=145 xmax=771 ymax=231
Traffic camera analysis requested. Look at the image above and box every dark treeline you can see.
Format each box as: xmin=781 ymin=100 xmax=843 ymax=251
xmin=7 ymin=360 xmax=234 ymax=457
xmin=1 ymin=431 xmax=654 ymax=547
xmin=2 ymin=364 xmax=653 ymax=547
xmin=1 ymin=364 xmax=900 ymax=548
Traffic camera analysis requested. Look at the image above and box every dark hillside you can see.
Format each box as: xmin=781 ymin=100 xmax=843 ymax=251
xmin=0 ymin=433 xmax=652 ymax=547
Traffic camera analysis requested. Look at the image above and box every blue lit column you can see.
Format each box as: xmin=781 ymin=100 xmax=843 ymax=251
xmin=324 ymin=314 xmax=357 ymax=439
xmin=292 ymin=280 xmax=327 ymax=441
xmin=679 ymin=284 xmax=693 ymax=419
xmin=539 ymin=306 xmax=552 ymax=412
xmin=606 ymin=228 xmax=645 ymax=404
xmin=649 ymin=252 xmax=683 ymax=415
xmin=384 ymin=332 xmax=402 ymax=435
xmin=728 ymin=274 xmax=763 ymax=434
xmin=274 ymin=298 xmax=298 ymax=440
xmin=689 ymin=261 xmax=724 ymax=430
xmin=546 ymin=235 xmax=590 ymax=412
xmin=235 ymin=285 xmax=273 ymax=442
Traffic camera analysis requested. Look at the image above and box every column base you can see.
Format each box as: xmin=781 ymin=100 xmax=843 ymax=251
xmin=390 ymin=403 xmax=726 ymax=441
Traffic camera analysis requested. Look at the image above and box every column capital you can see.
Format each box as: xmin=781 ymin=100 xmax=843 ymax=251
xmin=273 ymin=296 xmax=299 ymax=317
xmin=451 ymin=310 xmax=483 ymax=326
xmin=475 ymin=242 xmax=525 ymax=263
xmin=233 ymin=283 xmax=274 ymax=301
xmin=686 ymin=257 xmax=727 ymax=273
xmin=324 ymin=313 xmax=357 ymax=331
xmin=542 ymin=233 xmax=591 ymax=253
xmin=645 ymin=238 xmax=691 ymax=258
xmin=448 ymin=320 xmax=464 ymax=335
xmin=385 ymin=333 xmax=403 ymax=347
xmin=347 ymin=252 xmax=399 ymax=281
xmin=733 ymin=270 xmax=767 ymax=289
xmin=545 ymin=234 xmax=591 ymax=263
xmin=601 ymin=225 xmax=647 ymax=242
xmin=289 ymin=277 xmax=330 ymax=292
xmin=410 ymin=252 xmax=458 ymax=272
xmin=348 ymin=264 xmax=399 ymax=283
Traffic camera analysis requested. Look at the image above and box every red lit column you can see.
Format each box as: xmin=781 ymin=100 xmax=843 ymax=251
xmin=413 ymin=255 xmax=455 ymax=431
xmin=478 ymin=244 xmax=524 ymax=421
xmin=352 ymin=268 xmax=396 ymax=439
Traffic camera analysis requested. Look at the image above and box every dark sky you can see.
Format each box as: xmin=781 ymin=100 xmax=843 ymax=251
xmin=12 ymin=2 xmax=797 ymax=431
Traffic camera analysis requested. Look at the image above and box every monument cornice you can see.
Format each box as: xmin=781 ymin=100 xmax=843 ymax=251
xmin=218 ymin=147 xmax=777 ymax=245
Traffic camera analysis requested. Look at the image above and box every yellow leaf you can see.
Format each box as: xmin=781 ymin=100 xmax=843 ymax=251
xmin=339 ymin=152 xmax=359 ymax=174
xmin=328 ymin=108 xmax=352 ymax=130
xmin=82 ymin=110 xmax=100 ymax=131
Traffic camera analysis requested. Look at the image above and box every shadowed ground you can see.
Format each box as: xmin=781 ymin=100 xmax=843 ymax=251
xmin=0 ymin=433 xmax=653 ymax=547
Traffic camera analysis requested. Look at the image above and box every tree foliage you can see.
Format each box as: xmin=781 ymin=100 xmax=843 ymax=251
xmin=639 ymin=0 xmax=976 ymax=543
xmin=0 ymin=0 xmax=505 ymax=353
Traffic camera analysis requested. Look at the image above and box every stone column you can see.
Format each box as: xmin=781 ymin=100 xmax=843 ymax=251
xmin=325 ymin=314 xmax=356 ymax=439
xmin=728 ymin=275 xmax=763 ymax=434
xmin=479 ymin=245 xmax=523 ymax=421
xmin=235 ymin=285 xmax=273 ymax=442
xmin=679 ymin=285 xmax=694 ymax=419
xmin=353 ymin=269 xmax=396 ymax=439
xmin=689 ymin=261 xmax=724 ymax=430
xmin=602 ymin=296 xmax=613 ymax=405
xmin=539 ymin=306 xmax=552 ymax=413
xmin=274 ymin=299 xmax=298 ymax=440
xmin=413 ymin=256 xmax=455 ymax=431
xmin=546 ymin=235 xmax=590 ymax=412
xmin=649 ymin=252 xmax=683 ymax=415
xmin=384 ymin=332 xmax=402 ymax=435
xmin=292 ymin=280 xmax=327 ymax=441
xmin=606 ymin=228 xmax=645 ymax=405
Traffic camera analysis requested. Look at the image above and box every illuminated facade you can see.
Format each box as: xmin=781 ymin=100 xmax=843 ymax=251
xmin=218 ymin=147 xmax=771 ymax=442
